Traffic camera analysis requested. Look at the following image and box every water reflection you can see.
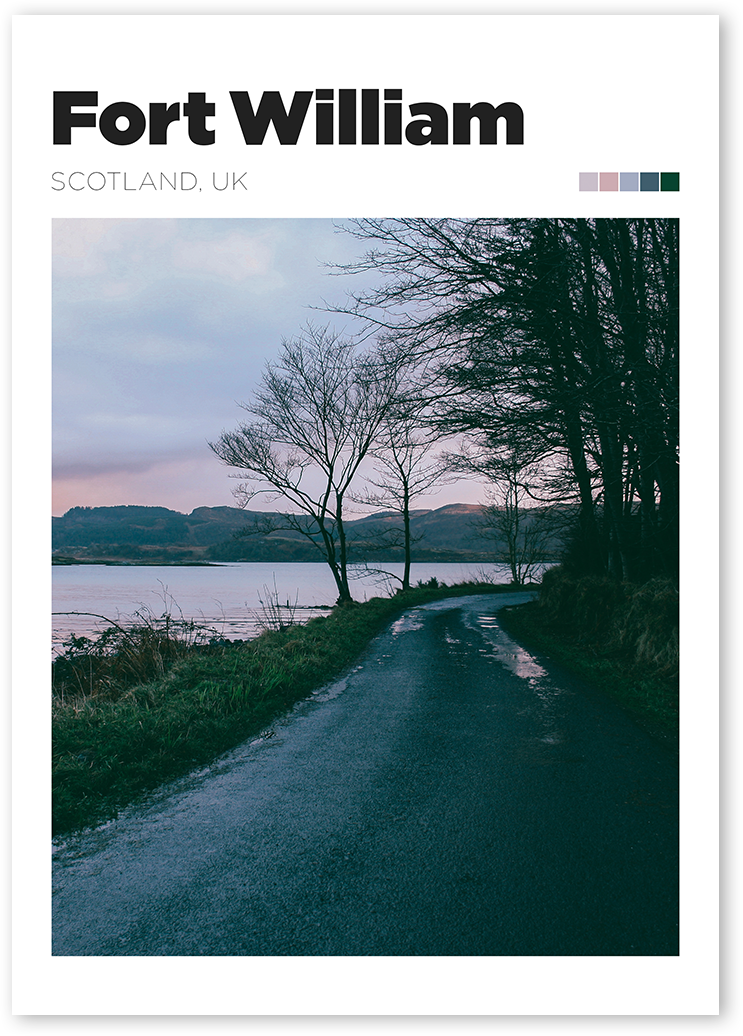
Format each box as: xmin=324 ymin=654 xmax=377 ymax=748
xmin=472 ymin=614 xmax=547 ymax=681
xmin=467 ymin=608 xmax=571 ymax=746
xmin=389 ymin=611 xmax=425 ymax=636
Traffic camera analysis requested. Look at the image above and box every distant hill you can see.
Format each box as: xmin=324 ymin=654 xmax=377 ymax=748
xmin=52 ymin=502 xmax=560 ymax=565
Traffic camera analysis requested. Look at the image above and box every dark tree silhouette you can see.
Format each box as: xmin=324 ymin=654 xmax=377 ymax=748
xmin=331 ymin=218 xmax=679 ymax=581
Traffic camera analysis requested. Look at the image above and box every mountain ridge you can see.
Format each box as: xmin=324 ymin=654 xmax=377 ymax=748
xmin=52 ymin=502 xmax=507 ymax=564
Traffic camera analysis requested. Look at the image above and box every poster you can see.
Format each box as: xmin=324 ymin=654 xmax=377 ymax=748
xmin=11 ymin=9 xmax=719 ymax=1019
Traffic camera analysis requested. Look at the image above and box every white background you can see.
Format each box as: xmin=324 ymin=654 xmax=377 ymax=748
xmin=8 ymin=1 xmax=726 ymax=1026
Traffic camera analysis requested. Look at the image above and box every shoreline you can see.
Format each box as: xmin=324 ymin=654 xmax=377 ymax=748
xmin=52 ymin=556 xmax=222 ymax=567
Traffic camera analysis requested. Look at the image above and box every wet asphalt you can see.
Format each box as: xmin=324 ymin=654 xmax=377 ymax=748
xmin=52 ymin=593 xmax=679 ymax=956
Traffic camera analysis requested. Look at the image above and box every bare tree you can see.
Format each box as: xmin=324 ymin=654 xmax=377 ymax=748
xmin=352 ymin=407 xmax=453 ymax=591
xmin=478 ymin=460 xmax=562 ymax=585
xmin=209 ymin=325 xmax=398 ymax=603
xmin=445 ymin=434 xmax=567 ymax=585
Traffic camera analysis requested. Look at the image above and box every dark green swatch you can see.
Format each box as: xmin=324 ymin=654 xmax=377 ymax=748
xmin=660 ymin=172 xmax=680 ymax=191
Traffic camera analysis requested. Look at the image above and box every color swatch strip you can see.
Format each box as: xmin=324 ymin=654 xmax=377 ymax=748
xmin=579 ymin=172 xmax=679 ymax=192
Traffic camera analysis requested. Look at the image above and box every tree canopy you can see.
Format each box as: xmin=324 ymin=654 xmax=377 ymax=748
xmin=332 ymin=218 xmax=679 ymax=581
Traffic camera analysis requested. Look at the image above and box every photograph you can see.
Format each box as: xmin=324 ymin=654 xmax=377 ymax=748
xmin=51 ymin=216 xmax=679 ymax=957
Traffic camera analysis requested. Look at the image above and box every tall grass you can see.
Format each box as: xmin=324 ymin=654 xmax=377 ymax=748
xmin=52 ymin=606 xmax=226 ymax=704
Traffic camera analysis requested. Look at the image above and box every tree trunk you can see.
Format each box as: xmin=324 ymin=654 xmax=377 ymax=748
xmin=335 ymin=499 xmax=352 ymax=603
xmin=402 ymin=484 xmax=412 ymax=591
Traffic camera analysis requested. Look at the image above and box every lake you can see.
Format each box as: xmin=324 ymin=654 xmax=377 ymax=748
xmin=52 ymin=560 xmax=521 ymax=654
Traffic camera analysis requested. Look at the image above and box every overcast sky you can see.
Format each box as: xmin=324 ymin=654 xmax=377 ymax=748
xmin=52 ymin=218 xmax=486 ymax=516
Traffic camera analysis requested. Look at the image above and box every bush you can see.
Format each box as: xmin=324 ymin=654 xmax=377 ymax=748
xmin=534 ymin=565 xmax=678 ymax=681
xmin=617 ymin=578 xmax=679 ymax=678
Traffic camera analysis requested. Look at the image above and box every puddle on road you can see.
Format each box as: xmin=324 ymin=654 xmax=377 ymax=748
xmin=471 ymin=613 xmax=547 ymax=682
xmin=465 ymin=608 xmax=573 ymax=749
xmin=390 ymin=611 xmax=425 ymax=635
xmin=312 ymin=677 xmax=349 ymax=703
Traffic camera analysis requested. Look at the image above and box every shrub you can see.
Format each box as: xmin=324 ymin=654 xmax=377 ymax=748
xmin=617 ymin=579 xmax=679 ymax=678
xmin=535 ymin=566 xmax=678 ymax=677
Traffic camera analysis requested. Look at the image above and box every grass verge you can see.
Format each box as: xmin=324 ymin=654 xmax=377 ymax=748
xmin=53 ymin=581 xmax=518 ymax=837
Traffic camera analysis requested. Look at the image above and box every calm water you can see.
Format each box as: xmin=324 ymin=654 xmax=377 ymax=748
xmin=52 ymin=561 xmax=517 ymax=654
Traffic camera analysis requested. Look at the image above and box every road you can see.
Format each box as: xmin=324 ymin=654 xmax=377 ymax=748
xmin=52 ymin=593 xmax=678 ymax=956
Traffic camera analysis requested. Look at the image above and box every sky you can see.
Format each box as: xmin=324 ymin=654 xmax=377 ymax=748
xmin=52 ymin=218 xmax=488 ymax=516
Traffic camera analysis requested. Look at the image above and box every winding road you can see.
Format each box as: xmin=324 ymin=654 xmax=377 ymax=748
xmin=52 ymin=593 xmax=678 ymax=956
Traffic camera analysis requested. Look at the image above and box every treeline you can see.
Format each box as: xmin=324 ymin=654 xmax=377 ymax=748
xmin=209 ymin=218 xmax=678 ymax=596
xmin=334 ymin=218 xmax=679 ymax=583
xmin=53 ymin=504 xmax=258 ymax=549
